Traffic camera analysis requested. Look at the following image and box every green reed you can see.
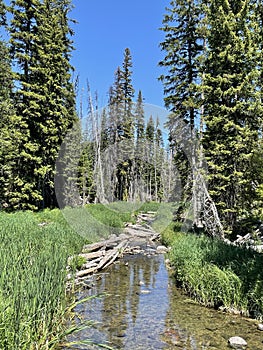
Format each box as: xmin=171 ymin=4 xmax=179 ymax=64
xmin=0 ymin=203 xmax=138 ymax=349
xmin=0 ymin=210 xmax=87 ymax=349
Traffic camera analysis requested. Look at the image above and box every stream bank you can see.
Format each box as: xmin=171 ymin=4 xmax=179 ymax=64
xmin=64 ymin=212 xmax=263 ymax=349
xmin=66 ymin=252 xmax=263 ymax=350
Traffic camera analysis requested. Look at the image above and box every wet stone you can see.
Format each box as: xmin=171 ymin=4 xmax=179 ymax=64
xmin=137 ymin=289 xmax=151 ymax=295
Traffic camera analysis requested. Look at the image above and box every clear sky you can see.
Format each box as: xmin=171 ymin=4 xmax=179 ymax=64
xmin=70 ymin=0 xmax=170 ymax=109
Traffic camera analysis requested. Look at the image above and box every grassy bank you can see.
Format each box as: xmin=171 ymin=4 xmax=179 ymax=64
xmin=0 ymin=204 xmax=135 ymax=349
xmin=162 ymin=223 xmax=263 ymax=319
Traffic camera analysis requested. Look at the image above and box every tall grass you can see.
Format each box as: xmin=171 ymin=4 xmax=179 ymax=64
xmin=0 ymin=210 xmax=87 ymax=349
xmin=162 ymin=223 xmax=263 ymax=319
xmin=0 ymin=204 xmax=137 ymax=349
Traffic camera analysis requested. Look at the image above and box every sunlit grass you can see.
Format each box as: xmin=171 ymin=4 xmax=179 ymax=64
xmin=0 ymin=204 xmax=136 ymax=349
xmin=0 ymin=210 xmax=87 ymax=349
xmin=162 ymin=223 xmax=263 ymax=319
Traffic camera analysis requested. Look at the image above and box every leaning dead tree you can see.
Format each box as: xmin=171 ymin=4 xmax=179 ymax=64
xmin=192 ymin=170 xmax=224 ymax=238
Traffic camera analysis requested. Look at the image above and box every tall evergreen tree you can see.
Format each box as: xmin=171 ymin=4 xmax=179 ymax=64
xmin=9 ymin=0 xmax=77 ymax=209
xmin=108 ymin=48 xmax=135 ymax=200
xmin=202 ymin=0 xmax=261 ymax=232
xmin=134 ymin=90 xmax=145 ymax=143
xmin=159 ymin=0 xmax=203 ymax=131
xmin=121 ymin=47 xmax=135 ymax=139
xmin=159 ymin=0 xmax=204 ymax=218
xmin=0 ymin=0 xmax=25 ymax=209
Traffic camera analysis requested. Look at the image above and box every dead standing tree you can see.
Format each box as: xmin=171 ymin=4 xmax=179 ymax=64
xmin=192 ymin=170 xmax=224 ymax=238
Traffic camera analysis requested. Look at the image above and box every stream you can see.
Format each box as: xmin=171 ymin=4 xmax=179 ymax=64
xmin=67 ymin=250 xmax=263 ymax=350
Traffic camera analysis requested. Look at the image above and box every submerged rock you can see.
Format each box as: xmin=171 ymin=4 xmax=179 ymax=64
xmin=228 ymin=336 xmax=247 ymax=349
xmin=140 ymin=289 xmax=151 ymax=294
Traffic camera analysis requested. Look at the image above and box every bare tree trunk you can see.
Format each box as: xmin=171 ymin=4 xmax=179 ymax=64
xmin=87 ymin=85 xmax=105 ymax=203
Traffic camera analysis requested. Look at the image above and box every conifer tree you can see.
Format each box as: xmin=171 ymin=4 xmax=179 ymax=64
xmin=121 ymin=47 xmax=135 ymax=139
xmin=202 ymin=0 xmax=260 ymax=232
xmin=109 ymin=67 xmax=124 ymax=142
xmin=159 ymin=0 xmax=203 ymax=130
xmin=134 ymin=90 xmax=145 ymax=143
xmin=0 ymin=1 xmax=25 ymax=209
xmin=108 ymin=48 xmax=135 ymax=200
xmin=133 ymin=91 xmax=145 ymax=200
xmin=159 ymin=0 xmax=204 ymax=216
xmin=9 ymin=0 xmax=77 ymax=209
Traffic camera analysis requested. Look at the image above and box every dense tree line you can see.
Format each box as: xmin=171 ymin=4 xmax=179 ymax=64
xmin=1 ymin=0 xmax=261 ymax=236
xmin=159 ymin=0 xmax=263 ymax=234
xmin=0 ymin=0 xmax=175 ymax=211
xmin=73 ymin=48 xmax=176 ymax=206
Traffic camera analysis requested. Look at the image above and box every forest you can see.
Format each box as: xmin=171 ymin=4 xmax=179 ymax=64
xmin=1 ymin=0 xmax=263 ymax=236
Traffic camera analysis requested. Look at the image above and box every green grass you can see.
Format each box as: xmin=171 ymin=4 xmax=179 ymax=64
xmin=0 ymin=210 xmax=87 ymax=349
xmin=162 ymin=223 xmax=263 ymax=319
xmin=87 ymin=203 xmax=135 ymax=228
xmin=0 ymin=204 xmax=137 ymax=349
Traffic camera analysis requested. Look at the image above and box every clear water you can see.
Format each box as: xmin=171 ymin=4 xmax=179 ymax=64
xmin=67 ymin=252 xmax=263 ymax=349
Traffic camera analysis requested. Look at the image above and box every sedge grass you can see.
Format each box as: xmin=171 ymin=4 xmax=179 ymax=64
xmin=162 ymin=223 xmax=263 ymax=319
xmin=0 ymin=204 xmax=136 ymax=349
xmin=0 ymin=210 xmax=87 ymax=349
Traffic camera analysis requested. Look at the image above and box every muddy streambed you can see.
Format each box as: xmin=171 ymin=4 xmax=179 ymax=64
xmin=66 ymin=250 xmax=263 ymax=349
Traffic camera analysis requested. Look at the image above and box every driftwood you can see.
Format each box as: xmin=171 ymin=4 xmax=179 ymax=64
xmin=68 ymin=212 xmax=163 ymax=280
xmin=79 ymin=250 xmax=106 ymax=260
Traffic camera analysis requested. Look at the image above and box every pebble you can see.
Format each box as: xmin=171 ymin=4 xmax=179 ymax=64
xmin=228 ymin=336 xmax=247 ymax=349
xmin=137 ymin=289 xmax=151 ymax=295
xmin=257 ymin=323 xmax=263 ymax=331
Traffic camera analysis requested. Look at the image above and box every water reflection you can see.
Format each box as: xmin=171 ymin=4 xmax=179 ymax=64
xmin=68 ymin=252 xmax=263 ymax=350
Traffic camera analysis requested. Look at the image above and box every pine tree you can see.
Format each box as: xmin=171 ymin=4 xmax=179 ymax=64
xmin=109 ymin=67 xmax=124 ymax=142
xmin=144 ymin=116 xmax=155 ymax=200
xmin=159 ymin=0 xmax=204 ymax=218
xmin=9 ymin=0 xmax=77 ymax=209
xmin=133 ymin=90 xmax=145 ymax=200
xmin=108 ymin=49 xmax=135 ymax=200
xmin=202 ymin=0 xmax=261 ymax=232
xmin=121 ymin=47 xmax=135 ymax=139
xmin=159 ymin=0 xmax=203 ymax=130
xmin=134 ymin=90 xmax=145 ymax=143
xmin=0 ymin=1 xmax=25 ymax=209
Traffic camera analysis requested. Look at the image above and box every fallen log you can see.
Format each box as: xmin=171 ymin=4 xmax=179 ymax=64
xmin=82 ymin=241 xmax=106 ymax=252
xmin=103 ymin=241 xmax=129 ymax=269
xmin=79 ymin=250 xmax=106 ymax=260
xmin=82 ymin=235 xmax=126 ymax=253
xmin=76 ymin=267 xmax=99 ymax=278
xmin=82 ymin=256 xmax=103 ymax=269
xmin=76 ymin=240 xmax=128 ymax=277
xmin=96 ymin=240 xmax=128 ymax=271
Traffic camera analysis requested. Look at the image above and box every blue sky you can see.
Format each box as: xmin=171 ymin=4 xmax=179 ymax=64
xmin=71 ymin=0 xmax=170 ymax=109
